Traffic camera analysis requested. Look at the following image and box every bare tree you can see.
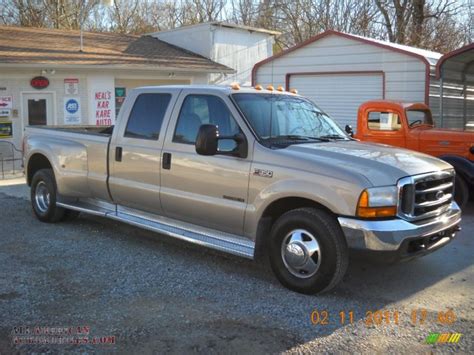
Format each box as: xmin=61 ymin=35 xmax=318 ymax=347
xmin=273 ymin=0 xmax=378 ymax=48
xmin=1 ymin=0 xmax=48 ymax=27
xmin=0 ymin=0 xmax=471 ymax=52
xmin=182 ymin=0 xmax=226 ymax=23
xmin=228 ymin=0 xmax=260 ymax=26
xmin=374 ymin=0 xmax=463 ymax=46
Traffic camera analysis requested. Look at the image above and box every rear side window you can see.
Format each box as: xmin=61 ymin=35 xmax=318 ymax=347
xmin=368 ymin=111 xmax=401 ymax=131
xmin=124 ymin=93 xmax=171 ymax=140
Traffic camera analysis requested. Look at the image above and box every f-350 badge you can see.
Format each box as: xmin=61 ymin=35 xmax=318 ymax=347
xmin=253 ymin=168 xmax=273 ymax=178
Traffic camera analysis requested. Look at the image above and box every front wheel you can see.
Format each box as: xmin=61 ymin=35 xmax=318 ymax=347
xmin=268 ymin=208 xmax=349 ymax=294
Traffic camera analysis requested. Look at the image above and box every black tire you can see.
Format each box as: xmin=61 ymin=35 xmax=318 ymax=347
xmin=31 ymin=169 xmax=66 ymax=223
xmin=268 ymin=208 xmax=349 ymax=294
xmin=454 ymin=175 xmax=469 ymax=209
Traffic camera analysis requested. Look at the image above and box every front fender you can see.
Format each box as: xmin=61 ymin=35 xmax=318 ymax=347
xmin=439 ymin=155 xmax=474 ymax=185
xmin=244 ymin=175 xmax=365 ymax=238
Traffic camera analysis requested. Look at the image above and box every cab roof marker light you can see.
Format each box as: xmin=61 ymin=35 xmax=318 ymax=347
xmin=277 ymin=85 xmax=284 ymax=92
xmin=266 ymin=85 xmax=274 ymax=91
xmin=230 ymin=83 xmax=240 ymax=90
xmin=290 ymin=88 xmax=298 ymax=94
xmin=254 ymin=84 xmax=263 ymax=90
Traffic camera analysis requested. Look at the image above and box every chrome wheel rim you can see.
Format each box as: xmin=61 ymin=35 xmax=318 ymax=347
xmin=35 ymin=181 xmax=50 ymax=213
xmin=281 ymin=229 xmax=321 ymax=278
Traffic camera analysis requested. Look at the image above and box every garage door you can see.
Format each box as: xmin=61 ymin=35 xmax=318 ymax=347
xmin=290 ymin=73 xmax=384 ymax=129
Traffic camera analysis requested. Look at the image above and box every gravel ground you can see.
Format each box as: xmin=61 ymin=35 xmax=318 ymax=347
xmin=0 ymin=179 xmax=472 ymax=354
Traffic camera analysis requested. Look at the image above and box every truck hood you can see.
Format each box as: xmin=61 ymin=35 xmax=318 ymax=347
xmin=282 ymin=140 xmax=453 ymax=186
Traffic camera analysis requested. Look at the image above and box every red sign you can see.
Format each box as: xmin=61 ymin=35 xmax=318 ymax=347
xmin=0 ymin=96 xmax=12 ymax=108
xmin=31 ymin=76 xmax=49 ymax=89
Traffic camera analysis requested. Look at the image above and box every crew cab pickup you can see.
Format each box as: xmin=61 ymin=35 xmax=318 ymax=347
xmin=24 ymin=86 xmax=462 ymax=294
xmin=352 ymin=101 xmax=474 ymax=207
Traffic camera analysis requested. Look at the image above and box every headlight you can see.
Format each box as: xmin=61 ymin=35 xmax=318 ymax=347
xmin=357 ymin=186 xmax=398 ymax=218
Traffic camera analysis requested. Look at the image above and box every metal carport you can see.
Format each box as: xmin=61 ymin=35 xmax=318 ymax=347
xmin=435 ymin=43 xmax=474 ymax=130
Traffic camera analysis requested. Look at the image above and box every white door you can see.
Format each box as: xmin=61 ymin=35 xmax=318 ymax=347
xmin=22 ymin=93 xmax=54 ymax=127
xmin=290 ymin=73 xmax=383 ymax=129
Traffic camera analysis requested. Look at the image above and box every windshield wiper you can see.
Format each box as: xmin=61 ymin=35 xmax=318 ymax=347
xmin=262 ymin=135 xmax=331 ymax=148
xmin=318 ymin=134 xmax=349 ymax=140
xmin=265 ymin=135 xmax=331 ymax=142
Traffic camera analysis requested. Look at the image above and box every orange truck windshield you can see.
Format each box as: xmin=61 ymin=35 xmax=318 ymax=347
xmin=406 ymin=109 xmax=433 ymax=126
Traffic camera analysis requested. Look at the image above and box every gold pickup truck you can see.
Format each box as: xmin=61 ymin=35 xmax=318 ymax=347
xmin=24 ymin=85 xmax=462 ymax=294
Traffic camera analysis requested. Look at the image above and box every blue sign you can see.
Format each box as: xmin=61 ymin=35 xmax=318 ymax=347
xmin=65 ymin=99 xmax=79 ymax=114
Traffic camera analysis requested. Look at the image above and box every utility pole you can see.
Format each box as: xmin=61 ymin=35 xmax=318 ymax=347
xmin=79 ymin=0 xmax=85 ymax=52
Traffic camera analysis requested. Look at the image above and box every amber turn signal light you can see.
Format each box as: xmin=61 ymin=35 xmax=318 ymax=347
xmin=356 ymin=190 xmax=397 ymax=218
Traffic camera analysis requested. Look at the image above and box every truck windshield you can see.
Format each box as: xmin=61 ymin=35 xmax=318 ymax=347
xmin=232 ymin=93 xmax=348 ymax=145
xmin=406 ymin=109 xmax=433 ymax=126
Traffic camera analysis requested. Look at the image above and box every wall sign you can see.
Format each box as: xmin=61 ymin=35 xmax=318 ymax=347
xmin=64 ymin=78 xmax=79 ymax=95
xmin=115 ymin=87 xmax=126 ymax=117
xmin=87 ymin=76 xmax=115 ymax=126
xmin=94 ymin=91 xmax=113 ymax=126
xmin=0 ymin=109 xmax=10 ymax=117
xmin=0 ymin=121 xmax=13 ymax=138
xmin=31 ymin=76 xmax=49 ymax=89
xmin=0 ymin=96 xmax=12 ymax=109
xmin=64 ymin=97 xmax=81 ymax=125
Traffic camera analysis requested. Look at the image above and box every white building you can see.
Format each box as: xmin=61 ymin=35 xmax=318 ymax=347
xmin=252 ymin=30 xmax=443 ymax=129
xmin=151 ymin=22 xmax=278 ymax=86
xmin=0 ymin=23 xmax=277 ymax=175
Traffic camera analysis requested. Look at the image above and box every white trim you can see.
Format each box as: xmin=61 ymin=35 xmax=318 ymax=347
xmin=147 ymin=21 xmax=280 ymax=36
xmin=0 ymin=63 xmax=234 ymax=74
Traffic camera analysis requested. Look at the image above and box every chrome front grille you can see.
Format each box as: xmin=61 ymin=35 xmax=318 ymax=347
xmin=398 ymin=170 xmax=455 ymax=221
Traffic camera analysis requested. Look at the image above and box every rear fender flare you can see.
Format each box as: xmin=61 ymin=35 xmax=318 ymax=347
xmin=26 ymin=137 xmax=89 ymax=196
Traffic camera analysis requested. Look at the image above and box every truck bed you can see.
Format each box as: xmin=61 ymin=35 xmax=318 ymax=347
xmin=25 ymin=125 xmax=113 ymax=201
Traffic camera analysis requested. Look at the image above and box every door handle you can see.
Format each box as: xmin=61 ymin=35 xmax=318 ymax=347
xmin=115 ymin=147 xmax=122 ymax=162
xmin=162 ymin=152 xmax=171 ymax=170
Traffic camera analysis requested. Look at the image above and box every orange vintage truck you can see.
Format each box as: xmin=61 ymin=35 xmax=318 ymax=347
xmin=348 ymin=101 xmax=474 ymax=208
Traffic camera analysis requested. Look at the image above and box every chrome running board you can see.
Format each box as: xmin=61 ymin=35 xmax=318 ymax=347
xmin=57 ymin=199 xmax=255 ymax=259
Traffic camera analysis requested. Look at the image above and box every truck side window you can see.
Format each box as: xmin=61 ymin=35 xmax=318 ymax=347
xmin=174 ymin=95 xmax=240 ymax=147
xmin=124 ymin=93 xmax=171 ymax=140
xmin=368 ymin=111 xmax=401 ymax=131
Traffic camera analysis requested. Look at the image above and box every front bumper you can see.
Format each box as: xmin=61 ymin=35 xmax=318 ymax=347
xmin=338 ymin=202 xmax=461 ymax=259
